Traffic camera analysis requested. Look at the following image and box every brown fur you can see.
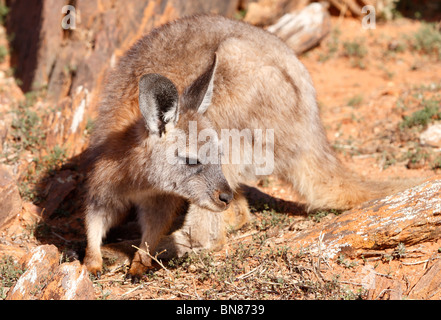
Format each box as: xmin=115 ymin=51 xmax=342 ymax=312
xmin=84 ymin=15 xmax=416 ymax=279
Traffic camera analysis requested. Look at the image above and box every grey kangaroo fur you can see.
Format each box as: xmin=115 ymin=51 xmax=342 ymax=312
xmin=84 ymin=15 xmax=416 ymax=280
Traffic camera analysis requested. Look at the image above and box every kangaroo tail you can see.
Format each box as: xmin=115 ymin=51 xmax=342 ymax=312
xmin=285 ymin=143 xmax=423 ymax=211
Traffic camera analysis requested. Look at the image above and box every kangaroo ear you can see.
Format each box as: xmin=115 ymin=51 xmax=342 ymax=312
xmin=181 ymin=54 xmax=218 ymax=114
xmin=139 ymin=73 xmax=179 ymax=136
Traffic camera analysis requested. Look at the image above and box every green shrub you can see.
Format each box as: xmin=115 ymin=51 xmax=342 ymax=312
xmin=400 ymin=99 xmax=441 ymax=129
xmin=411 ymin=23 xmax=441 ymax=60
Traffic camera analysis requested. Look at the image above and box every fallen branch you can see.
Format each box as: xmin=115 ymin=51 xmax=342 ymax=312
xmin=132 ymin=243 xmax=172 ymax=279
xmin=267 ymin=3 xmax=331 ymax=55
xmin=290 ymin=178 xmax=441 ymax=260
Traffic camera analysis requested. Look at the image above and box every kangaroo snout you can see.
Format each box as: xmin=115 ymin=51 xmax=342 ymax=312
xmin=214 ymin=187 xmax=233 ymax=209
xmin=218 ymin=191 xmax=233 ymax=205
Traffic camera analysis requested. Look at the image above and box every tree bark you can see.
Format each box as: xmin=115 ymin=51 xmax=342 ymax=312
xmin=267 ymin=2 xmax=331 ymax=54
xmin=290 ymin=177 xmax=441 ymax=259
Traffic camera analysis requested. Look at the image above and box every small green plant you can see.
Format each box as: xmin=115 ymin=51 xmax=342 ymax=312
xmin=392 ymin=243 xmax=406 ymax=259
xmin=309 ymin=208 xmax=342 ymax=223
xmin=337 ymin=254 xmax=358 ymax=269
xmin=404 ymin=146 xmax=430 ymax=166
xmin=343 ymin=40 xmax=367 ymax=58
xmin=378 ymin=64 xmax=395 ymax=79
xmin=1 ymin=256 xmax=24 ymax=298
xmin=95 ymin=281 xmax=112 ymax=300
xmin=342 ymin=39 xmax=367 ymax=69
xmin=318 ymin=27 xmax=341 ymax=62
xmin=3 ymin=88 xmax=69 ymax=202
xmin=377 ymin=0 xmax=400 ymax=20
xmin=0 ymin=2 xmax=9 ymax=25
xmin=255 ymin=207 xmax=293 ymax=231
xmin=347 ymin=94 xmax=363 ymax=107
xmin=411 ymin=22 xmax=441 ymax=60
xmin=85 ymin=117 xmax=95 ymax=135
xmin=8 ymin=93 xmax=46 ymax=157
xmin=388 ymin=41 xmax=406 ymax=54
xmin=0 ymin=45 xmax=7 ymax=63
xmin=432 ymin=154 xmax=441 ymax=170
xmin=234 ymin=9 xmax=247 ymax=20
xmin=168 ymin=250 xmax=218 ymax=283
xmin=19 ymin=145 xmax=68 ymax=202
xmin=399 ymin=98 xmax=441 ymax=129
xmin=36 ymin=145 xmax=67 ymax=176
xmin=379 ymin=151 xmax=397 ymax=170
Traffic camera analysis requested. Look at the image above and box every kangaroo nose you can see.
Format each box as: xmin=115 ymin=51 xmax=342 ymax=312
xmin=219 ymin=192 xmax=233 ymax=205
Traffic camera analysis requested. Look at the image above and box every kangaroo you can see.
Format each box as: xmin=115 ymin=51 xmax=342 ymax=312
xmin=84 ymin=15 xmax=415 ymax=280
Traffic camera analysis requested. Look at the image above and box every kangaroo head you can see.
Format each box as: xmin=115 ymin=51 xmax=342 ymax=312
xmin=138 ymin=54 xmax=233 ymax=212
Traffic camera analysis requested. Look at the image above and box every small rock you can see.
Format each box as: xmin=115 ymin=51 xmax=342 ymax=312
xmin=21 ymin=202 xmax=43 ymax=223
xmin=188 ymin=264 xmax=197 ymax=273
xmin=0 ymin=164 xmax=22 ymax=229
xmin=289 ymin=218 xmax=314 ymax=231
xmin=6 ymin=244 xmax=95 ymax=300
xmin=42 ymin=170 xmax=78 ymax=218
xmin=387 ymin=40 xmax=400 ymax=51
xmin=40 ymin=261 xmax=95 ymax=300
xmin=0 ymin=118 xmax=9 ymax=154
xmin=420 ymin=123 xmax=441 ymax=148
xmin=409 ymin=259 xmax=441 ymax=299
xmin=7 ymin=245 xmax=60 ymax=300
xmin=367 ymin=276 xmax=402 ymax=300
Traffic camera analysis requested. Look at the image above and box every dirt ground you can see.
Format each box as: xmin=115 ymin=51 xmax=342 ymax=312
xmin=1 ymin=15 xmax=441 ymax=300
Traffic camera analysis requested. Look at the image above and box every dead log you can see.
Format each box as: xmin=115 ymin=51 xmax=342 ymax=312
xmin=289 ymin=177 xmax=441 ymax=259
xmin=267 ymin=2 xmax=331 ymax=55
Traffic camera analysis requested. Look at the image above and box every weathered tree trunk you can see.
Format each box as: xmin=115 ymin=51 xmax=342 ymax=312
xmin=290 ymin=177 xmax=441 ymax=259
xmin=267 ymin=2 xmax=331 ymax=54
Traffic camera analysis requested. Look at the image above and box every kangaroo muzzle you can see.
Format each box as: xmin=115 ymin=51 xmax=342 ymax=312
xmin=213 ymin=184 xmax=233 ymax=210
